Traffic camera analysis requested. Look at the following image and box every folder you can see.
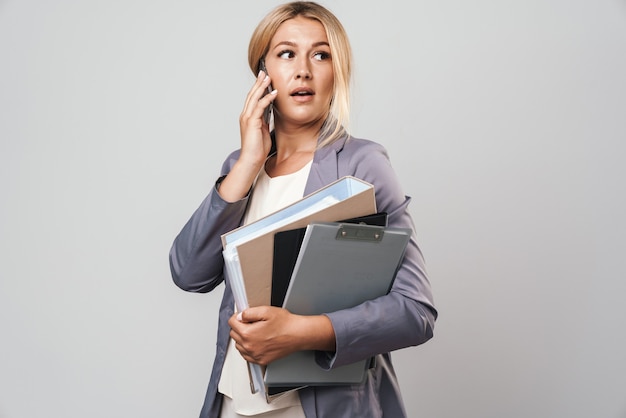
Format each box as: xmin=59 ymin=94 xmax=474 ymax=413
xmin=221 ymin=176 xmax=376 ymax=310
xmin=265 ymin=213 xmax=388 ymax=399
xmin=263 ymin=221 xmax=411 ymax=394
xmin=271 ymin=212 xmax=388 ymax=308
xmin=221 ymin=176 xmax=377 ymax=393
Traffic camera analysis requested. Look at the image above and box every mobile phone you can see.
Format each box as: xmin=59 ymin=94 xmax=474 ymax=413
xmin=259 ymin=59 xmax=273 ymax=124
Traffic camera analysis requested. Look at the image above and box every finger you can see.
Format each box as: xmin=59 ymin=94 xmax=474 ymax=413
xmin=228 ymin=316 xmax=248 ymax=338
xmin=233 ymin=341 xmax=248 ymax=358
xmin=227 ymin=312 xmax=241 ymax=328
xmin=246 ymin=86 xmax=277 ymax=127
xmin=242 ymin=71 xmax=273 ymax=116
xmin=228 ymin=328 xmax=240 ymax=342
xmin=239 ymin=306 xmax=272 ymax=323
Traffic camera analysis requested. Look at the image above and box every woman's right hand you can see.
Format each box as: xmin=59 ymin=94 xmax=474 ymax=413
xmin=238 ymin=70 xmax=277 ymax=169
xmin=228 ymin=306 xmax=336 ymax=366
xmin=217 ymin=71 xmax=277 ymax=202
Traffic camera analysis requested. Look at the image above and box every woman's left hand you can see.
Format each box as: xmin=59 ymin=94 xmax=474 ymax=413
xmin=228 ymin=306 xmax=335 ymax=366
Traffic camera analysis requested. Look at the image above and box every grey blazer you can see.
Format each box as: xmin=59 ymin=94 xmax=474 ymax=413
xmin=169 ymin=135 xmax=437 ymax=418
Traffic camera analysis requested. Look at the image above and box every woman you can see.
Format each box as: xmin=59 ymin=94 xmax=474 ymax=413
xmin=169 ymin=2 xmax=437 ymax=417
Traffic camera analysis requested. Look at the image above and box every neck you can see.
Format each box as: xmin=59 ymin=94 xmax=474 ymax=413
xmin=272 ymin=118 xmax=323 ymax=160
xmin=266 ymin=122 xmax=319 ymax=178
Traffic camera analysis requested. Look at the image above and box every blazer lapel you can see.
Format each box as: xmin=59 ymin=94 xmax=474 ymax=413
xmin=304 ymin=135 xmax=348 ymax=195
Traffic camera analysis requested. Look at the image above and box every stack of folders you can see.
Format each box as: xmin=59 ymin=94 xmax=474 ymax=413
xmin=264 ymin=214 xmax=411 ymax=401
xmin=221 ymin=176 xmax=411 ymax=402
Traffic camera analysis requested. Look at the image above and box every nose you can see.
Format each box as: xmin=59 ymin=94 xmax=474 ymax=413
xmin=296 ymin=70 xmax=312 ymax=80
xmin=295 ymin=59 xmax=312 ymax=80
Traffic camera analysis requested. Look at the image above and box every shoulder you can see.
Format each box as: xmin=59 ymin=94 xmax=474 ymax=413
xmin=328 ymin=135 xmax=407 ymax=210
xmin=341 ymin=136 xmax=388 ymax=155
xmin=336 ymin=136 xmax=393 ymax=178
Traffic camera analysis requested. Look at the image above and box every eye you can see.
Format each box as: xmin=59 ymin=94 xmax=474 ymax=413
xmin=313 ymin=51 xmax=331 ymax=61
xmin=278 ymin=50 xmax=295 ymax=59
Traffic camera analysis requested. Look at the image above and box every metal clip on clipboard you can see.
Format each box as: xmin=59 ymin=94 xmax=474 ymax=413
xmin=336 ymin=224 xmax=384 ymax=242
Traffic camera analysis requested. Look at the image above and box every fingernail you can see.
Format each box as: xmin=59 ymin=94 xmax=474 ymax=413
xmin=258 ymin=70 xmax=263 ymax=79
xmin=270 ymin=89 xmax=277 ymax=95
xmin=237 ymin=312 xmax=243 ymax=321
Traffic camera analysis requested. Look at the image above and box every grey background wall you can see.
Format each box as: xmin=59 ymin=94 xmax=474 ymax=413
xmin=1 ymin=1 xmax=625 ymax=417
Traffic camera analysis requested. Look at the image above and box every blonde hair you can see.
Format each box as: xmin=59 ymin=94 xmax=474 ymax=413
xmin=248 ymin=1 xmax=352 ymax=147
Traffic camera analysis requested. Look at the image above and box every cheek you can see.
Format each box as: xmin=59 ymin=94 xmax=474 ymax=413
xmin=325 ymin=81 xmax=335 ymax=104
xmin=320 ymin=73 xmax=335 ymax=98
xmin=271 ymin=75 xmax=287 ymax=92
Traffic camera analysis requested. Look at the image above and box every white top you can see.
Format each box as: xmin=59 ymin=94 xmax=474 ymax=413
xmin=218 ymin=159 xmax=312 ymax=416
xmin=243 ymin=160 xmax=313 ymax=226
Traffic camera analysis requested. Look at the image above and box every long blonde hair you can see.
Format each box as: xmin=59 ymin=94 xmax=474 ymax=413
xmin=248 ymin=1 xmax=352 ymax=147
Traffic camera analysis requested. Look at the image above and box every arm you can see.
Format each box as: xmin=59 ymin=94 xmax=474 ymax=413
xmin=169 ymin=172 xmax=249 ymax=293
xmin=169 ymin=70 xmax=277 ymax=293
xmin=225 ymin=199 xmax=434 ymax=367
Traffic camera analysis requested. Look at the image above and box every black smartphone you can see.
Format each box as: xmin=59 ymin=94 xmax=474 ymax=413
xmin=259 ymin=59 xmax=273 ymax=124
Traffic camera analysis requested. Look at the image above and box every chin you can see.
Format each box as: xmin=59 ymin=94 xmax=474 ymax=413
xmin=276 ymin=110 xmax=327 ymax=127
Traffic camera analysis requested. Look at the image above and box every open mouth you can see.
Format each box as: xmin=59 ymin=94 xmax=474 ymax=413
xmin=290 ymin=88 xmax=314 ymax=96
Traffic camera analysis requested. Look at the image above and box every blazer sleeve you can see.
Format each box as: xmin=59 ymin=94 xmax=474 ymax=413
xmin=169 ymin=152 xmax=249 ymax=293
xmin=319 ymin=139 xmax=437 ymax=369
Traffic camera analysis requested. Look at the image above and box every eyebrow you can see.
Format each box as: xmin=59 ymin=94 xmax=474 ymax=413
xmin=272 ymin=41 xmax=330 ymax=49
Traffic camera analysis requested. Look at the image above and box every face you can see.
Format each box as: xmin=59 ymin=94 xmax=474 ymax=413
xmin=264 ymin=16 xmax=334 ymax=129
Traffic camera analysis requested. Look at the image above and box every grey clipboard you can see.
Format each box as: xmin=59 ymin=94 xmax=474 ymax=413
xmin=263 ymin=222 xmax=411 ymax=389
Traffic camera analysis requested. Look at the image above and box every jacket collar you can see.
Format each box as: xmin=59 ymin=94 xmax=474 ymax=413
xmin=268 ymin=129 xmax=350 ymax=196
xmin=304 ymin=133 xmax=349 ymax=195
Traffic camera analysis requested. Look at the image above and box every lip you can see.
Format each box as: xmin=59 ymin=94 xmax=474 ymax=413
xmin=289 ymin=87 xmax=315 ymax=103
xmin=289 ymin=87 xmax=315 ymax=96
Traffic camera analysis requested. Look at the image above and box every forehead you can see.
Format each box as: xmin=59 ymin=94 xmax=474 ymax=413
xmin=271 ymin=16 xmax=328 ymax=46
